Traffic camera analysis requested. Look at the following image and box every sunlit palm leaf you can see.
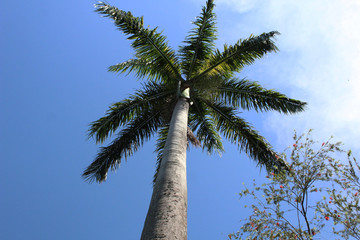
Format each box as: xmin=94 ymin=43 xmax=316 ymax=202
xmin=192 ymin=31 xmax=279 ymax=82
xmin=218 ymin=78 xmax=307 ymax=113
xmin=179 ymin=0 xmax=217 ymax=79
xmin=109 ymin=58 xmax=173 ymax=82
xmin=95 ymin=2 xmax=182 ymax=83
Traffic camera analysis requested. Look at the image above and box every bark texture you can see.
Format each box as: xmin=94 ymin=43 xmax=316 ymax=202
xmin=141 ymin=97 xmax=189 ymax=240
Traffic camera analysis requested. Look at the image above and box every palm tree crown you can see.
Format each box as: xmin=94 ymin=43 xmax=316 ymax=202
xmin=83 ymin=0 xmax=306 ymax=183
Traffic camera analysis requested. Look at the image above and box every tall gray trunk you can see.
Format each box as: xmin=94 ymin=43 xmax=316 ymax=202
xmin=141 ymin=97 xmax=189 ymax=240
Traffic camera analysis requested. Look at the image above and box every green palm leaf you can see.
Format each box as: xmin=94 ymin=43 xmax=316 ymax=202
xmin=88 ymin=81 xmax=175 ymax=143
xmin=108 ymin=58 xmax=173 ymax=82
xmin=204 ymin=100 xmax=288 ymax=172
xmin=179 ymin=0 xmax=217 ymax=79
xmin=189 ymin=98 xmax=224 ymax=154
xmin=218 ymin=78 xmax=307 ymax=113
xmin=95 ymin=2 xmax=182 ymax=83
xmin=192 ymin=31 xmax=279 ymax=82
xmin=83 ymin=109 xmax=162 ymax=183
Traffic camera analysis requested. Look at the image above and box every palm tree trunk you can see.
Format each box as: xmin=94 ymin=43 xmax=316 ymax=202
xmin=141 ymin=97 xmax=189 ymax=240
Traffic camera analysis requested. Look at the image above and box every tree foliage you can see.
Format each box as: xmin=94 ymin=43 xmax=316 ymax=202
xmin=84 ymin=0 xmax=306 ymax=183
xmin=229 ymin=130 xmax=359 ymax=240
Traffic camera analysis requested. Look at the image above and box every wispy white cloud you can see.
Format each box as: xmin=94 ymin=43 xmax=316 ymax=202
xmin=213 ymin=0 xmax=360 ymax=151
xmin=216 ymin=0 xmax=261 ymax=13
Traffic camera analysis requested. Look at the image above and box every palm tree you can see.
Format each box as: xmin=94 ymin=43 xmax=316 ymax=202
xmin=83 ymin=1 xmax=306 ymax=239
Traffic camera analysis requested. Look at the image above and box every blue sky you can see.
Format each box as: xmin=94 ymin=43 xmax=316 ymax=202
xmin=1 ymin=0 xmax=359 ymax=239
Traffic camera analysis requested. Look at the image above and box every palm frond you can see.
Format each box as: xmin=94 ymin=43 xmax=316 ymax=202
xmin=218 ymin=78 xmax=307 ymax=113
xmin=179 ymin=0 xmax=217 ymax=79
xmin=192 ymin=31 xmax=279 ymax=82
xmin=88 ymin=81 xmax=175 ymax=143
xmin=204 ymin=100 xmax=288 ymax=172
xmin=108 ymin=58 xmax=172 ymax=82
xmin=189 ymin=98 xmax=224 ymax=154
xmin=95 ymin=2 xmax=182 ymax=83
xmin=191 ymin=74 xmax=227 ymax=100
xmin=83 ymin=110 xmax=162 ymax=183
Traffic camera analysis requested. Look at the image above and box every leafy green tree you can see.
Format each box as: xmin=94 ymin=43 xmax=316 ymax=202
xmin=83 ymin=1 xmax=306 ymax=239
xmin=230 ymin=130 xmax=359 ymax=240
